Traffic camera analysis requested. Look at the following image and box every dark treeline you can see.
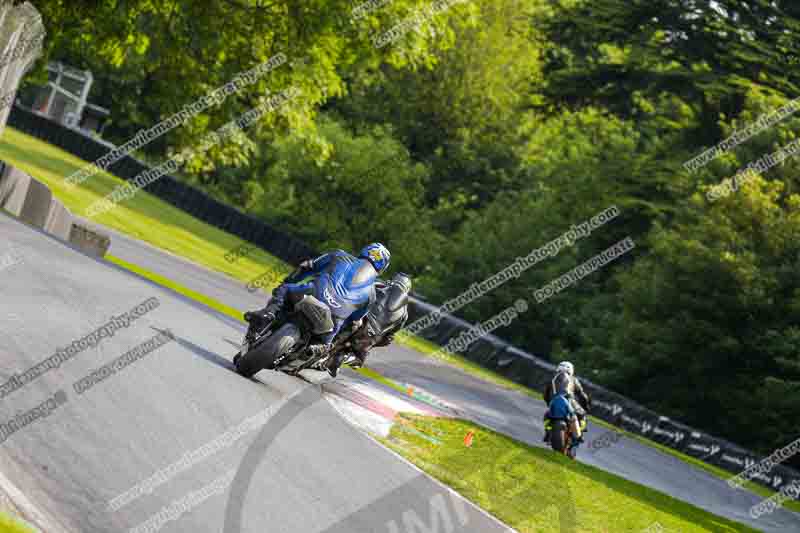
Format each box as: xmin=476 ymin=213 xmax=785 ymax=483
xmin=30 ymin=0 xmax=800 ymax=462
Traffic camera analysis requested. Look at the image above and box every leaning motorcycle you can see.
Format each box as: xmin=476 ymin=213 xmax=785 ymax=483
xmin=233 ymin=271 xmax=359 ymax=377
xmin=545 ymin=418 xmax=577 ymax=459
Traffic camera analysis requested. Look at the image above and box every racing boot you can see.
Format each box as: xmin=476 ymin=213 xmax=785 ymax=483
xmin=326 ymin=351 xmax=346 ymax=377
xmin=350 ymin=351 xmax=367 ymax=369
xmin=569 ymin=417 xmax=583 ymax=443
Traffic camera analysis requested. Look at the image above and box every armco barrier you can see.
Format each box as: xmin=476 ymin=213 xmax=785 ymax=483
xmin=6 ymin=104 xmax=800 ymax=498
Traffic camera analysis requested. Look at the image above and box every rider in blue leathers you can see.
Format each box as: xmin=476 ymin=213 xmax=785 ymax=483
xmin=543 ymin=361 xmax=589 ymax=449
xmin=244 ymin=243 xmax=391 ymax=376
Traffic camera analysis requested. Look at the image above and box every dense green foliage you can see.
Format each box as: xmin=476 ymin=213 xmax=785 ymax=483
xmin=25 ymin=0 xmax=800 ymax=460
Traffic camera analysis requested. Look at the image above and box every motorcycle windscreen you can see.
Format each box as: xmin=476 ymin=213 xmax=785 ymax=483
xmin=295 ymin=295 xmax=335 ymax=335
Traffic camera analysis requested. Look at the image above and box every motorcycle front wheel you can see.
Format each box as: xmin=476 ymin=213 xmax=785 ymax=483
xmin=235 ymin=323 xmax=301 ymax=378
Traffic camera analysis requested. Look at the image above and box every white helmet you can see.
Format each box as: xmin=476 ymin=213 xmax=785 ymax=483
xmin=557 ymin=361 xmax=574 ymax=376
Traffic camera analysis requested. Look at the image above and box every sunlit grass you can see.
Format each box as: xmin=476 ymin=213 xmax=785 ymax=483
xmin=382 ymin=415 xmax=759 ymax=533
xmin=0 ymin=512 xmax=38 ymax=533
xmin=0 ymin=127 xmax=290 ymax=294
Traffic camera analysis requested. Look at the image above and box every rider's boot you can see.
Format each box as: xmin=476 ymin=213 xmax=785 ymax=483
xmin=350 ymin=352 xmax=366 ymax=369
xmin=569 ymin=417 xmax=583 ymax=450
xmin=569 ymin=417 xmax=582 ymax=440
xmin=326 ymin=351 xmax=346 ymax=377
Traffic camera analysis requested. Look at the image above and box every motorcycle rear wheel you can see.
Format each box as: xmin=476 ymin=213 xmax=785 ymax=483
xmin=550 ymin=421 xmax=568 ymax=453
xmin=235 ymin=323 xmax=301 ymax=378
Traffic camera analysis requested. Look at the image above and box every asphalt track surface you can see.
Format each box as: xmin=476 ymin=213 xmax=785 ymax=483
xmin=2 ymin=212 xmax=799 ymax=532
xmin=0 ymin=213 xmax=514 ymax=533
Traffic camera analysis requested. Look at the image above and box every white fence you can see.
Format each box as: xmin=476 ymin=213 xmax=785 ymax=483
xmin=0 ymin=1 xmax=44 ymax=137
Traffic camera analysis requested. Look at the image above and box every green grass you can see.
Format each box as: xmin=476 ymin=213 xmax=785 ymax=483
xmin=2 ymin=126 xmax=797 ymax=516
xmin=105 ymin=254 xmax=247 ymax=322
xmin=0 ymin=512 xmax=37 ymax=533
xmin=382 ymin=415 xmax=758 ymax=533
xmin=0 ymin=127 xmax=291 ymax=295
xmin=397 ymin=334 xmax=800 ymax=514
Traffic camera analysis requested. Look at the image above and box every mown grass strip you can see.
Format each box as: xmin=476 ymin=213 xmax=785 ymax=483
xmin=0 ymin=512 xmax=38 ymax=533
xmin=381 ymin=415 xmax=759 ymax=533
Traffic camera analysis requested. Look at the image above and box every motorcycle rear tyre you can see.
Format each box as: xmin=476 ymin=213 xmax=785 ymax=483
xmin=235 ymin=323 xmax=301 ymax=377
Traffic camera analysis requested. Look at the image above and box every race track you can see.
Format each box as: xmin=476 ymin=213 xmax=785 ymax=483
xmin=101 ymin=218 xmax=800 ymax=533
xmin=0 ymin=213 xmax=513 ymax=533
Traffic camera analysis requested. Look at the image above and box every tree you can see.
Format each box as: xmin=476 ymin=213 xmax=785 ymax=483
xmin=257 ymin=115 xmax=441 ymax=276
xmin=30 ymin=0 xmax=467 ymax=175
xmin=333 ymin=0 xmax=543 ymax=227
xmin=601 ymin=177 xmax=800 ymax=456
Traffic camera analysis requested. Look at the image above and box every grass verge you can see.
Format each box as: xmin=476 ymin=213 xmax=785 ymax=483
xmin=105 ymin=255 xmax=246 ymax=321
xmin=382 ymin=415 xmax=759 ymax=533
xmin=396 ymin=336 xmax=800 ymax=513
xmin=0 ymin=128 xmax=291 ymax=294
xmin=0 ymin=512 xmax=37 ymax=533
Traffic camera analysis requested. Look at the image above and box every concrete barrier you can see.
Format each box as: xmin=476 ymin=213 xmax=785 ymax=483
xmin=68 ymin=222 xmax=110 ymax=258
xmin=19 ymin=175 xmax=51 ymax=228
xmin=0 ymin=164 xmax=52 ymax=228
xmin=0 ymin=163 xmax=31 ymax=215
xmin=44 ymin=198 xmax=73 ymax=241
xmin=0 ymin=160 xmax=110 ymax=257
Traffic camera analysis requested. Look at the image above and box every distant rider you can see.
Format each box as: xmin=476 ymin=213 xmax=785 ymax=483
xmin=543 ymin=361 xmax=590 ymax=447
xmin=545 ymin=390 xmax=582 ymax=450
xmin=325 ymin=272 xmax=412 ymax=377
xmin=244 ymin=243 xmax=391 ymax=374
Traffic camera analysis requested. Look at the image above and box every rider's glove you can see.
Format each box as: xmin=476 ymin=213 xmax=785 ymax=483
xmin=244 ymin=309 xmax=275 ymax=325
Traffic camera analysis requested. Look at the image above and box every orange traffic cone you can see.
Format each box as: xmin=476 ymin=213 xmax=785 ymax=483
xmin=464 ymin=430 xmax=475 ymax=447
